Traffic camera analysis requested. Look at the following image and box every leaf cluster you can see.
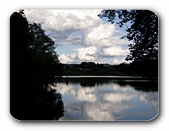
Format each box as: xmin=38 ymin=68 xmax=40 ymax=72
xmin=99 ymin=10 xmax=158 ymax=61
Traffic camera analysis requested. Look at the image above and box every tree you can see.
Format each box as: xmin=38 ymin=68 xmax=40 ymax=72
xmin=28 ymin=22 xmax=63 ymax=83
xmin=28 ymin=23 xmax=56 ymax=56
xmin=10 ymin=11 xmax=64 ymax=120
xmin=98 ymin=10 xmax=158 ymax=78
xmin=98 ymin=10 xmax=158 ymax=61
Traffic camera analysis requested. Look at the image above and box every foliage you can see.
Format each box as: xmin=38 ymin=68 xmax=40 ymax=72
xmin=10 ymin=11 xmax=64 ymax=120
xmin=98 ymin=10 xmax=158 ymax=78
xmin=98 ymin=10 xmax=158 ymax=61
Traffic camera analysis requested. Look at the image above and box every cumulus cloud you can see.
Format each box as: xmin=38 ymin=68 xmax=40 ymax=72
xmin=58 ymin=53 xmax=74 ymax=63
xmin=75 ymin=46 xmax=97 ymax=60
xmin=58 ymin=46 xmax=97 ymax=63
xmin=24 ymin=9 xmax=131 ymax=64
xmin=64 ymin=35 xmax=82 ymax=45
xmin=82 ymin=23 xmax=116 ymax=46
xmin=100 ymin=46 xmax=129 ymax=57
xmin=58 ymin=45 xmax=130 ymax=64
xmin=25 ymin=9 xmax=102 ymax=31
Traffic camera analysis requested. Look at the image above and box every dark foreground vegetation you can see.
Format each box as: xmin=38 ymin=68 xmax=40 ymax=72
xmin=99 ymin=10 xmax=158 ymax=62
xmin=10 ymin=10 xmax=64 ymax=120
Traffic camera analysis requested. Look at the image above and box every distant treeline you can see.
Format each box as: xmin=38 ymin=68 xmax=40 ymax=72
xmin=62 ymin=61 xmax=158 ymax=78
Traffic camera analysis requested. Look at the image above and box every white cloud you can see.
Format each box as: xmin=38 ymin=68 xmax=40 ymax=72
xmin=58 ymin=53 xmax=74 ymax=63
xmin=58 ymin=46 xmax=97 ymax=63
xmin=112 ymin=58 xmax=130 ymax=65
xmin=100 ymin=46 xmax=129 ymax=57
xmin=82 ymin=23 xmax=130 ymax=48
xmin=75 ymin=46 xmax=97 ymax=61
xmin=109 ymin=36 xmax=131 ymax=46
xmin=25 ymin=9 xmax=103 ymax=32
xmin=64 ymin=35 xmax=82 ymax=45
xmin=58 ymin=45 xmax=131 ymax=64
xmin=24 ymin=9 xmax=131 ymax=64
xmin=82 ymin=23 xmax=116 ymax=47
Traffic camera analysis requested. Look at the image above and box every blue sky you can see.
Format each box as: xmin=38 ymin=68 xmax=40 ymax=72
xmin=24 ymin=9 xmax=132 ymax=65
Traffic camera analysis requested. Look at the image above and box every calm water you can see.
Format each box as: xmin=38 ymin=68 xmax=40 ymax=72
xmin=55 ymin=77 xmax=158 ymax=121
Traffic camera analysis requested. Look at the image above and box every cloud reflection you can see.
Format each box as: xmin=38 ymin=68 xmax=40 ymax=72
xmin=102 ymin=92 xmax=137 ymax=103
xmin=83 ymin=102 xmax=134 ymax=121
xmin=56 ymin=80 xmax=158 ymax=121
xmin=139 ymin=92 xmax=158 ymax=111
xmin=77 ymin=88 xmax=97 ymax=102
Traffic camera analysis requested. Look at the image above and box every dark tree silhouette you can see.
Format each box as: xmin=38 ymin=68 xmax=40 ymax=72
xmin=98 ymin=10 xmax=158 ymax=78
xmin=98 ymin=10 xmax=158 ymax=61
xmin=10 ymin=10 xmax=64 ymax=120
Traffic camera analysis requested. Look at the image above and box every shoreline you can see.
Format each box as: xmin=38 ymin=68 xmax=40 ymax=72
xmin=55 ymin=76 xmax=156 ymax=80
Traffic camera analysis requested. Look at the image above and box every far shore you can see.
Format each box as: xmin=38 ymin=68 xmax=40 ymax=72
xmin=55 ymin=75 xmax=157 ymax=80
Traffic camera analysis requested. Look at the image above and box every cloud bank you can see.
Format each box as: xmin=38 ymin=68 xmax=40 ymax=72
xmin=24 ymin=9 xmax=131 ymax=64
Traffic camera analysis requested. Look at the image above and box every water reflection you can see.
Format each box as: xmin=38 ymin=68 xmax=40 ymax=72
xmin=55 ymin=78 xmax=158 ymax=121
xmin=34 ymin=91 xmax=64 ymax=120
xmin=11 ymin=83 xmax=64 ymax=120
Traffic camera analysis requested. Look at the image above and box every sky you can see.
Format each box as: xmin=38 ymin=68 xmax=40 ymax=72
xmin=24 ymin=9 xmax=132 ymax=65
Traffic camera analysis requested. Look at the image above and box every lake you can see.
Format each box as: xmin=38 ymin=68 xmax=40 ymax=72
xmin=55 ymin=76 xmax=158 ymax=121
